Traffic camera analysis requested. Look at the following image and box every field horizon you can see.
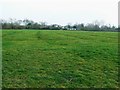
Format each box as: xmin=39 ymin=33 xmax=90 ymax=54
xmin=2 ymin=30 xmax=119 ymax=88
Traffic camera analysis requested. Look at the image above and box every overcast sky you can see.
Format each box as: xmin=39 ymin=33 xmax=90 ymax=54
xmin=0 ymin=0 xmax=119 ymax=26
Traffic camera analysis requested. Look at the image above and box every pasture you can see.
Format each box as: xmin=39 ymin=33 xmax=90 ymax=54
xmin=2 ymin=30 xmax=119 ymax=88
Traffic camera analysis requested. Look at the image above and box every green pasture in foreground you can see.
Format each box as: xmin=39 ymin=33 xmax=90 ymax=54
xmin=2 ymin=30 xmax=119 ymax=88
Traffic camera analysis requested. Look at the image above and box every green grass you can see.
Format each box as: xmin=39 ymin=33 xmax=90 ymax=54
xmin=0 ymin=30 xmax=2 ymax=88
xmin=2 ymin=30 xmax=119 ymax=88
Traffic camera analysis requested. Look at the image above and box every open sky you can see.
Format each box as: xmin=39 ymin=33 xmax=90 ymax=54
xmin=0 ymin=0 xmax=119 ymax=26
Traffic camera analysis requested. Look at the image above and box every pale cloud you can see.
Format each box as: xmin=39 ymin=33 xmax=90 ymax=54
xmin=0 ymin=0 xmax=119 ymax=26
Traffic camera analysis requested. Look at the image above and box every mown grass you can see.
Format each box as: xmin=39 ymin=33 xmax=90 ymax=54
xmin=2 ymin=30 xmax=119 ymax=88
xmin=0 ymin=30 xmax=2 ymax=88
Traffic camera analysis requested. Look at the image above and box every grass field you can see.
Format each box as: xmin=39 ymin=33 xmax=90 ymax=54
xmin=2 ymin=30 xmax=119 ymax=88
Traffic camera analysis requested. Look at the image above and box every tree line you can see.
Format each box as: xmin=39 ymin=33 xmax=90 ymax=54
xmin=0 ymin=19 xmax=119 ymax=31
